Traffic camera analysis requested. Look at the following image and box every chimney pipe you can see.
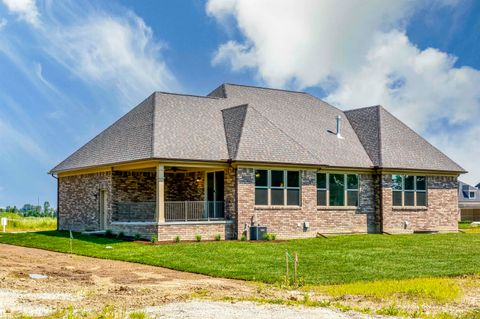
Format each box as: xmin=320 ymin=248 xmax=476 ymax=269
xmin=336 ymin=115 xmax=344 ymax=139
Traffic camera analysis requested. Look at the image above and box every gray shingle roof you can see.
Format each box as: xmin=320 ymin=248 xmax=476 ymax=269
xmin=345 ymin=105 xmax=465 ymax=172
xmin=50 ymin=84 xmax=465 ymax=174
xmin=459 ymin=181 xmax=480 ymax=208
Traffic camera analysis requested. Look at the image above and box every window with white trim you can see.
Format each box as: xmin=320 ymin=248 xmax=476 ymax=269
xmin=255 ymin=170 xmax=300 ymax=206
xmin=316 ymin=173 xmax=359 ymax=207
xmin=392 ymin=175 xmax=427 ymax=207
xmin=469 ymin=191 xmax=476 ymax=199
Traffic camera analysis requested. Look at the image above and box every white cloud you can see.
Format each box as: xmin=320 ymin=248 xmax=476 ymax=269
xmin=207 ymin=0 xmax=480 ymax=184
xmin=1 ymin=0 xmax=39 ymax=26
xmin=41 ymin=5 xmax=177 ymax=106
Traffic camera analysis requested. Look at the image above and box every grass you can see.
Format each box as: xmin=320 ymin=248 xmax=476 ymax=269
xmin=311 ymin=277 xmax=461 ymax=303
xmin=1 ymin=231 xmax=480 ymax=286
xmin=0 ymin=213 xmax=56 ymax=232
xmin=458 ymin=221 xmax=480 ymax=234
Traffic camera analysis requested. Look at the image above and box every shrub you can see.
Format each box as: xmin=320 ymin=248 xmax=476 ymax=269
xmin=195 ymin=234 xmax=202 ymax=242
xmin=240 ymin=235 xmax=247 ymax=241
xmin=117 ymin=231 xmax=125 ymax=239
xmin=150 ymin=235 xmax=157 ymax=243
xmin=214 ymin=234 xmax=221 ymax=241
xmin=263 ymin=233 xmax=276 ymax=241
xmin=134 ymin=233 xmax=141 ymax=240
xmin=175 ymin=235 xmax=180 ymax=243
xmin=105 ymin=229 xmax=113 ymax=238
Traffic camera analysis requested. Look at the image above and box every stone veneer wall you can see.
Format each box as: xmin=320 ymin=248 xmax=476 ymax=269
xmin=165 ymin=172 xmax=205 ymax=201
xmin=381 ymin=175 xmax=459 ymax=233
xmin=111 ymin=171 xmax=156 ymax=222
xmin=236 ymin=168 xmax=377 ymax=239
xmin=157 ymin=222 xmax=234 ymax=241
xmin=224 ymin=167 xmax=237 ymax=231
xmin=58 ymin=171 xmax=112 ymax=232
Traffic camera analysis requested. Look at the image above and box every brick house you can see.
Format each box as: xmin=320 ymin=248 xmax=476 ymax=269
xmin=50 ymin=84 xmax=465 ymax=240
xmin=458 ymin=181 xmax=480 ymax=221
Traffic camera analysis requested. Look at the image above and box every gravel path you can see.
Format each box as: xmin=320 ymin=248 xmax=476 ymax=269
xmin=144 ymin=300 xmax=378 ymax=319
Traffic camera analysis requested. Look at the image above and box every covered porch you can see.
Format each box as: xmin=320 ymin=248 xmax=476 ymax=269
xmin=108 ymin=163 xmax=236 ymax=240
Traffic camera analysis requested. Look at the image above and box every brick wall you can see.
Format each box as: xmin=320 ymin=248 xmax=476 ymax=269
xmin=236 ymin=168 xmax=377 ymax=239
xmin=381 ymin=175 xmax=459 ymax=233
xmin=58 ymin=172 xmax=112 ymax=232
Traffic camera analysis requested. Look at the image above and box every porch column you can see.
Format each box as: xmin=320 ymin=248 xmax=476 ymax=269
xmin=156 ymin=164 xmax=165 ymax=223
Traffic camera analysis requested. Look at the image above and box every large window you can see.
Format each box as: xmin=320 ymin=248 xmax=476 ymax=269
xmin=255 ymin=170 xmax=300 ymax=206
xmin=392 ymin=175 xmax=427 ymax=207
xmin=317 ymin=173 xmax=359 ymax=207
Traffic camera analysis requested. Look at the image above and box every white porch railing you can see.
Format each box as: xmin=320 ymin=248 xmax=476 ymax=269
xmin=165 ymin=201 xmax=224 ymax=222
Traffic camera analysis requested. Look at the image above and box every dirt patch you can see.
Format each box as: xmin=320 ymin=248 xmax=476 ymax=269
xmin=0 ymin=244 xmax=287 ymax=315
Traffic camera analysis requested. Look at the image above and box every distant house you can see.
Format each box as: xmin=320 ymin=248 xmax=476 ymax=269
xmin=459 ymin=181 xmax=480 ymax=221
xmin=50 ymin=84 xmax=465 ymax=241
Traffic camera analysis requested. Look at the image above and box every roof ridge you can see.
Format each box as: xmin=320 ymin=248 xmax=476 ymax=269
xmin=221 ymin=104 xmax=248 ymax=159
xmin=378 ymin=106 xmax=466 ymax=173
xmin=376 ymin=105 xmax=383 ymax=167
xmin=344 ymin=105 xmax=381 ymax=113
xmin=155 ymin=90 xmax=221 ymax=100
xmin=49 ymin=93 xmax=156 ymax=174
xmin=151 ymin=92 xmax=157 ymax=158
xmin=246 ymin=105 xmax=322 ymax=163
xmin=222 ymin=83 xmax=309 ymax=95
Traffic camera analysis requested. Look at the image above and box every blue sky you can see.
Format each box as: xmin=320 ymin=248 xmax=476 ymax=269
xmin=0 ymin=0 xmax=479 ymax=207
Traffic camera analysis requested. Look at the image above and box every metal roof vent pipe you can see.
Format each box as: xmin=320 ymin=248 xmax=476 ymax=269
xmin=336 ymin=115 xmax=344 ymax=139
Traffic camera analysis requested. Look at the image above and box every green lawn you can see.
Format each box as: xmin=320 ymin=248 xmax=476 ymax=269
xmin=0 ymin=231 xmax=479 ymax=285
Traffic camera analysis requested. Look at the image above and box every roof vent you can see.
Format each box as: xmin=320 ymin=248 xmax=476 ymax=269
xmin=336 ymin=115 xmax=344 ymax=139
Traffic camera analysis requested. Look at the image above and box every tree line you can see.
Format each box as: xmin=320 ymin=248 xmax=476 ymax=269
xmin=0 ymin=201 xmax=56 ymax=217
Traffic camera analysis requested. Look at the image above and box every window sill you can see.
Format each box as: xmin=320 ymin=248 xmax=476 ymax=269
xmin=392 ymin=206 xmax=428 ymax=211
xmin=317 ymin=206 xmax=358 ymax=211
xmin=254 ymin=205 xmax=301 ymax=210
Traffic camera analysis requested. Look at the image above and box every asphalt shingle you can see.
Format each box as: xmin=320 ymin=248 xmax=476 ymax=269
xmin=50 ymin=84 xmax=464 ymax=174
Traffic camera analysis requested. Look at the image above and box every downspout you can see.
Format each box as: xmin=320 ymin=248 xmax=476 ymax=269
xmin=49 ymin=173 xmax=59 ymax=231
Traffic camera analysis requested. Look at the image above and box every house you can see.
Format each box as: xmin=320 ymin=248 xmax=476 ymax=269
xmin=50 ymin=84 xmax=465 ymax=240
xmin=459 ymin=181 xmax=480 ymax=221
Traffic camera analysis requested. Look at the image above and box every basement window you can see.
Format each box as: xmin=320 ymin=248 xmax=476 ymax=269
xmin=255 ymin=170 xmax=300 ymax=206
xmin=317 ymin=173 xmax=359 ymax=207
xmin=392 ymin=175 xmax=427 ymax=207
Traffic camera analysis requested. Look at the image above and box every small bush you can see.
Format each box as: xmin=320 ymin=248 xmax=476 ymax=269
xmin=134 ymin=233 xmax=141 ymax=240
xmin=150 ymin=235 xmax=157 ymax=243
xmin=240 ymin=235 xmax=247 ymax=241
xmin=263 ymin=233 xmax=276 ymax=241
xmin=117 ymin=231 xmax=125 ymax=239
xmin=175 ymin=235 xmax=180 ymax=243
xmin=105 ymin=229 xmax=113 ymax=237
xmin=214 ymin=234 xmax=221 ymax=241
xmin=195 ymin=234 xmax=202 ymax=242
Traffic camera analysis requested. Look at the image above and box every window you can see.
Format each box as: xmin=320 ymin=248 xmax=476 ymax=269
xmin=255 ymin=170 xmax=300 ymax=206
xmin=391 ymin=175 xmax=427 ymax=207
xmin=317 ymin=173 xmax=359 ymax=207
xmin=469 ymin=191 xmax=476 ymax=199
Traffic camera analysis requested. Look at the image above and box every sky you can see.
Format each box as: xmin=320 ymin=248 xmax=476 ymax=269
xmin=0 ymin=0 xmax=479 ymax=208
